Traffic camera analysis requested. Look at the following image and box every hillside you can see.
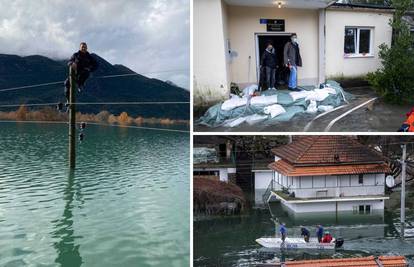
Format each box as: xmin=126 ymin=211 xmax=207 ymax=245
xmin=0 ymin=54 xmax=189 ymax=120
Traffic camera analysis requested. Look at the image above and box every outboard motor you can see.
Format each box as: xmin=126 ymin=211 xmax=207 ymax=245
xmin=335 ymin=238 xmax=344 ymax=248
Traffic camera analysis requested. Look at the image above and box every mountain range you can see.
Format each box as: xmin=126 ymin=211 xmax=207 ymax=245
xmin=0 ymin=54 xmax=189 ymax=120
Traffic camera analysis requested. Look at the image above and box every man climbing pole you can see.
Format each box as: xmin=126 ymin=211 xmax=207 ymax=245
xmin=58 ymin=42 xmax=98 ymax=111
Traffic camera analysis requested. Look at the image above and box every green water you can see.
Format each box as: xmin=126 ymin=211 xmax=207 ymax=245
xmin=0 ymin=122 xmax=189 ymax=267
xmin=194 ymin=202 xmax=414 ymax=266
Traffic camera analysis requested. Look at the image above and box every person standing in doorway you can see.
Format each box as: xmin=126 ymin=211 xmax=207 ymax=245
xmin=260 ymin=41 xmax=277 ymax=91
xmin=284 ymin=33 xmax=302 ymax=91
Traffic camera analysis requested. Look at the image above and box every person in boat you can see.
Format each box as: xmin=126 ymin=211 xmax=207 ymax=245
xmin=64 ymin=42 xmax=98 ymax=104
xmin=316 ymin=225 xmax=324 ymax=243
xmin=321 ymin=231 xmax=333 ymax=243
xmin=300 ymin=227 xmax=310 ymax=242
xmin=279 ymin=223 xmax=287 ymax=242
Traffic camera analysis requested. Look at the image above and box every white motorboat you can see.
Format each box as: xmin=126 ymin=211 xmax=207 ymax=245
xmin=255 ymin=237 xmax=344 ymax=250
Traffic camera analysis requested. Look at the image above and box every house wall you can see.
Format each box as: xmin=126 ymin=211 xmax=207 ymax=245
xmin=194 ymin=167 xmax=235 ymax=182
xmin=325 ymin=8 xmax=393 ymax=78
xmin=194 ymin=0 xmax=230 ymax=105
xmin=227 ymin=5 xmax=319 ymax=86
xmin=254 ymin=170 xmax=274 ymax=204
xmin=282 ymin=199 xmax=385 ymax=213
xmin=274 ymin=172 xmax=385 ymax=198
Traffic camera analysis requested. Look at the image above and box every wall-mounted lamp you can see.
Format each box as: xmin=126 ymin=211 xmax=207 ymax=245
xmin=278 ymin=2 xmax=282 ymax=8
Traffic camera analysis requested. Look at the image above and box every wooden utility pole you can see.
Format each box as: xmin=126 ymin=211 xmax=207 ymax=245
xmin=68 ymin=66 xmax=76 ymax=169
xmin=400 ymin=144 xmax=407 ymax=238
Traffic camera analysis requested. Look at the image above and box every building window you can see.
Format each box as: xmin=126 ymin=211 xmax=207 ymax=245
xmin=358 ymin=174 xmax=364 ymax=185
xmin=359 ymin=205 xmax=365 ymax=214
xmin=344 ymin=27 xmax=373 ymax=56
xmin=365 ymin=205 xmax=371 ymax=214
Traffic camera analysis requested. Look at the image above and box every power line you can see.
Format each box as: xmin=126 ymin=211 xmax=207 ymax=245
xmin=0 ymin=101 xmax=189 ymax=108
xmin=0 ymin=120 xmax=189 ymax=133
xmin=0 ymin=69 xmax=189 ymax=93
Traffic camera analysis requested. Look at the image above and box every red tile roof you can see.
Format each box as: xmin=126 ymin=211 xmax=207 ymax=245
xmin=269 ymin=160 xmax=391 ymax=176
xmin=284 ymin=256 xmax=408 ymax=267
xmin=272 ymin=136 xmax=386 ymax=166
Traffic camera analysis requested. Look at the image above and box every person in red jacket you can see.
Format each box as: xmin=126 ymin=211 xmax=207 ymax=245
xmin=322 ymin=231 xmax=333 ymax=243
xmin=399 ymin=107 xmax=414 ymax=132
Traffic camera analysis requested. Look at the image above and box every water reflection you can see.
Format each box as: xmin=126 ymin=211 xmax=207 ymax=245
xmin=52 ymin=170 xmax=83 ymax=266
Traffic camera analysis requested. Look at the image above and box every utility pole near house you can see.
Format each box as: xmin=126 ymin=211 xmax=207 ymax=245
xmin=400 ymin=144 xmax=406 ymax=238
xmin=68 ymin=66 xmax=76 ymax=169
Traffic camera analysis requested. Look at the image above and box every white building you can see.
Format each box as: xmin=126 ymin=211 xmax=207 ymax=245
xmin=194 ymin=0 xmax=394 ymax=105
xmin=258 ymin=136 xmax=391 ymax=214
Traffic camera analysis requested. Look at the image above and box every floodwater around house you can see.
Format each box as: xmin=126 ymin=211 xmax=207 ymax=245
xmin=0 ymin=122 xmax=189 ymax=267
xmin=194 ymin=87 xmax=410 ymax=132
xmin=194 ymin=202 xmax=414 ymax=266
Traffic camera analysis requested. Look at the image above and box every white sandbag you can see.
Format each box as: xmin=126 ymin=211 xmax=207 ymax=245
xmin=321 ymin=87 xmax=337 ymax=95
xmin=242 ymin=84 xmax=258 ymax=97
xmin=264 ymin=104 xmax=286 ymax=118
xmin=305 ymin=88 xmax=337 ymax=102
xmin=245 ymin=114 xmax=268 ymax=125
xmin=318 ymin=105 xmax=334 ymax=112
xmin=221 ymin=96 xmax=248 ymax=111
xmin=306 ymin=100 xmax=318 ymax=114
xmin=224 ymin=117 xmax=246 ymax=127
xmin=290 ymin=90 xmax=312 ymax=101
xmin=250 ymin=95 xmax=278 ymax=106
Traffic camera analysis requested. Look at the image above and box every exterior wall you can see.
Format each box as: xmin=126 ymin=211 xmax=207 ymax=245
xmin=283 ymin=199 xmax=385 ymax=213
xmin=227 ymin=6 xmax=320 ymax=86
xmin=325 ymin=8 xmax=393 ymax=78
xmin=194 ymin=0 xmax=230 ymax=105
xmin=254 ymin=170 xmax=273 ymax=189
xmin=274 ymin=172 xmax=385 ymax=198
xmin=254 ymin=170 xmax=273 ymax=204
xmin=194 ymin=167 xmax=233 ymax=182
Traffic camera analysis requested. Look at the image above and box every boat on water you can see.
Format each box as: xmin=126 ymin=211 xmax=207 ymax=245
xmin=255 ymin=237 xmax=344 ymax=250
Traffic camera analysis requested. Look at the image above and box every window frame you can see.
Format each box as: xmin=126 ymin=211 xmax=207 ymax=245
xmin=344 ymin=26 xmax=374 ymax=58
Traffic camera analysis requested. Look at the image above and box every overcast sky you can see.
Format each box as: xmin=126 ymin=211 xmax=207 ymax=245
xmin=0 ymin=0 xmax=190 ymax=89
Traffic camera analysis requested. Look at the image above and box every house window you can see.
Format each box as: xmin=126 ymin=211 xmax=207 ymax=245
xmin=365 ymin=205 xmax=371 ymax=214
xmin=344 ymin=27 xmax=373 ymax=56
xmin=359 ymin=205 xmax=365 ymax=214
xmin=358 ymin=174 xmax=364 ymax=185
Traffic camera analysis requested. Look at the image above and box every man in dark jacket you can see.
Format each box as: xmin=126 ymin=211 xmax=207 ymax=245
xmin=64 ymin=42 xmax=98 ymax=103
xmin=261 ymin=41 xmax=278 ymax=90
xmin=283 ymin=34 xmax=302 ymax=91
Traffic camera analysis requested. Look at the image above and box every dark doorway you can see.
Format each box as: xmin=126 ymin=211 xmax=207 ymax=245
xmin=257 ymin=34 xmax=292 ymax=88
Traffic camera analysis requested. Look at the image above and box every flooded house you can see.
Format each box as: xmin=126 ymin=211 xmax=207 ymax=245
xmin=259 ymin=136 xmax=392 ymax=214
xmin=194 ymin=0 xmax=394 ymax=105
xmin=193 ymin=136 xmax=237 ymax=182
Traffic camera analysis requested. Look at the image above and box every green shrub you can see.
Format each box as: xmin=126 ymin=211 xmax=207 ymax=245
xmin=367 ymin=0 xmax=414 ymax=104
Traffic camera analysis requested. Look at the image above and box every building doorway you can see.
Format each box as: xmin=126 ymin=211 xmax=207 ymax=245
xmin=256 ymin=33 xmax=292 ymax=88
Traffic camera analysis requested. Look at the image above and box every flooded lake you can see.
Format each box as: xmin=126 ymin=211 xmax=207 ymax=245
xmin=194 ymin=202 xmax=414 ymax=266
xmin=0 ymin=122 xmax=189 ymax=267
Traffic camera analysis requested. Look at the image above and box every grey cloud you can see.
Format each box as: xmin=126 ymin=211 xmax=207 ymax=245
xmin=0 ymin=0 xmax=190 ymax=89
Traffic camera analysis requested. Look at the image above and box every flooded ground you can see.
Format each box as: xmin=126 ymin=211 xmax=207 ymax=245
xmin=194 ymin=201 xmax=414 ymax=266
xmin=0 ymin=122 xmax=189 ymax=267
xmin=194 ymin=87 xmax=411 ymax=132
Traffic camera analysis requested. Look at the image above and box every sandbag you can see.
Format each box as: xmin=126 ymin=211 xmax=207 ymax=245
xmin=221 ymin=95 xmax=247 ymax=111
xmin=250 ymin=95 xmax=278 ymax=106
xmin=264 ymin=104 xmax=286 ymax=118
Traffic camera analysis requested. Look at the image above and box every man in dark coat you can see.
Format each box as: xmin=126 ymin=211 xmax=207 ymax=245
xmin=283 ymin=34 xmax=302 ymax=91
xmin=64 ymin=42 xmax=98 ymax=103
xmin=261 ymin=41 xmax=278 ymax=90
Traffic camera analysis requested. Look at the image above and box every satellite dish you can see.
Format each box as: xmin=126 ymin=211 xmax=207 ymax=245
xmin=386 ymin=175 xmax=395 ymax=188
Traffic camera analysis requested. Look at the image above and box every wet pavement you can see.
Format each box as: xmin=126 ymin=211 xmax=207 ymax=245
xmin=194 ymin=87 xmax=411 ymax=133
